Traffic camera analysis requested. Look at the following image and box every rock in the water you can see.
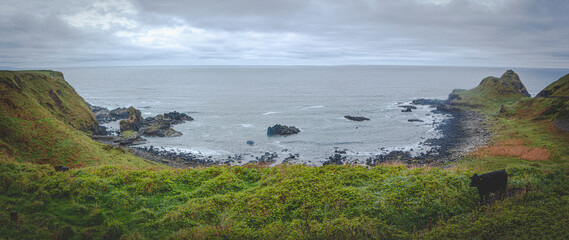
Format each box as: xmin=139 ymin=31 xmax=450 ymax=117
xmin=109 ymin=107 xmax=130 ymax=119
xmin=399 ymin=105 xmax=417 ymax=110
xmin=164 ymin=111 xmax=194 ymax=122
xmin=401 ymin=108 xmax=412 ymax=112
xmin=408 ymin=119 xmax=424 ymax=122
xmin=141 ymin=122 xmax=182 ymax=137
xmin=119 ymin=107 xmax=144 ymax=132
xmin=89 ymin=105 xmax=131 ymax=123
xmin=246 ymin=140 xmax=255 ymax=146
xmin=267 ymin=124 xmax=300 ymax=136
xmin=145 ymin=111 xmax=194 ymax=126
xmin=344 ymin=115 xmax=370 ymax=121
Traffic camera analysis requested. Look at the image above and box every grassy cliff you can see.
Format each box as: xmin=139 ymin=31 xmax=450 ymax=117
xmin=445 ymin=70 xmax=531 ymax=112
xmin=0 ymin=70 xmax=568 ymax=239
xmin=0 ymin=71 xmax=157 ymax=168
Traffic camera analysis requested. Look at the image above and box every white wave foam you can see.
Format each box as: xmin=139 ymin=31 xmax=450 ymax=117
xmin=263 ymin=111 xmax=281 ymax=115
xmin=240 ymin=123 xmax=253 ymax=128
xmin=303 ymin=105 xmax=324 ymax=110
xmin=159 ymin=146 xmax=230 ymax=156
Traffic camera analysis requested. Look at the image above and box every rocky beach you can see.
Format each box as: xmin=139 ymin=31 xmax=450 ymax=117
xmin=89 ymin=94 xmax=492 ymax=168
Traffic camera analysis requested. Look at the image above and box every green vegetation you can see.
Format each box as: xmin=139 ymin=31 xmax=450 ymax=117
xmin=1 ymin=70 xmax=568 ymax=239
xmin=445 ymin=70 xmax=532 ymax=113
xmin=0 ymin=71 xmax=157 ymax=168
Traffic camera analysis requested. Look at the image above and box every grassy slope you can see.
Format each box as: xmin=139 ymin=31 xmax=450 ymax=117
xmin=0 ymin=70 xmax=568 ymax=239
xmin=0 ymin=71 xmax=158 ymax=168
xmin=417 ymin=72 xmax=569 ymax=239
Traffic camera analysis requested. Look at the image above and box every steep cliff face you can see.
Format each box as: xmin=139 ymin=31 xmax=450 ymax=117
xmin=0 ymin=71 xmax=101 ymax=134
xmin=0 ymin=71 xmax=150 ymax=167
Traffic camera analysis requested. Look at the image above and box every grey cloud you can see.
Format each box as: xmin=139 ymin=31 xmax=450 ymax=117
xmin=1 ymin=0 xmax=568 ymax=68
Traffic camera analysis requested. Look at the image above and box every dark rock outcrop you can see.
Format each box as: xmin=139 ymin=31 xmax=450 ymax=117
xmin=145 ymin=111 xmax=193 ymax=126
xmin=141 ymin=122 xmax=182 ymax=137
xmin=119 ymin=107 xmax=144 ymax=132
xmin=412 ymin=99 xmax=446 ymax=107
xmin=323 ymin=154 xmax=346 ymax=165
xmin=344 ymin=115 xmax=370 ymax=121
xmin=164 ymin=111 xmax=194 ymax=123
xmin=408 ymin=119 xmax=424 ymax=122
xmin=267 ymin=124 xmax=300 ymax=136
xmin=401 ymin=108 xmax=412 ymax=112
xmin=366 ymin=151 xmax=413 ymax=166
xmin=89 ymin=105 xmax=131 ymax=123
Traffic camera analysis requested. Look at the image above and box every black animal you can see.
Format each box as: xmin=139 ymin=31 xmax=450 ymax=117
xmin=469 ymin=169 xmax=508 ymax=203
xmin=54 ymin=165 xmax=69 ymax=172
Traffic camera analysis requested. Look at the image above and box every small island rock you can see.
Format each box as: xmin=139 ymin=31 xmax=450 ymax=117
xmin=344 ymin=115 xmax=370 ymax=121
xmin=267 ymin=124 xmax=300 ymax=136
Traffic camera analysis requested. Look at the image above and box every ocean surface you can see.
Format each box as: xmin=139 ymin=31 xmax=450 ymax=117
xmin=61 ymin=65 xmax=569 ymax=164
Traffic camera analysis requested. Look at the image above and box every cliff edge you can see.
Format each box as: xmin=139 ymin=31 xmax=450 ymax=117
xmin=0 ymin=70 xmax=153 ymax=167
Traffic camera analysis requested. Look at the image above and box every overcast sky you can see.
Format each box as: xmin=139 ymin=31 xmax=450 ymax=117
xmin=1 ymin=0 xmax=568 ymax=68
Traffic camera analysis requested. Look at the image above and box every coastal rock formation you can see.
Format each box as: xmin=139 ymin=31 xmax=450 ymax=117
xmin=89 ymin=105 xmax=131 ymax=123
xmin=267 ymin=124 xmax=300 ymax=136
xmin=399 ymin=105 xmax=417 ymax=110
xmin=323 ymin=154 xmax=347 ymax=165
xmin=141 ymin=122 xmax=183 ymax=137
xmin=401 ymin=108 xmax=412 ymax=112
xmin=366 ymin=151 xmax=413 ymax=166
xmin=145 ymin=111 xmax=193 ymax=126
xmin=119 ymin=107 xmax=144 ymax=132
xmin=470 ymin=69 xmax=531 ymax=99
xmin=164 ymin=111 xmax=194 ymax=123
xmin=344 ymin=115 xmax=370 ymax=121
xmin=116 ymin=130 xmax=146 ymax=146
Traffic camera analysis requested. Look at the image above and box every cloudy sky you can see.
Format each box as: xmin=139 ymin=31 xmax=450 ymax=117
xmin=1 ymin=0 xmax=568 ymax=68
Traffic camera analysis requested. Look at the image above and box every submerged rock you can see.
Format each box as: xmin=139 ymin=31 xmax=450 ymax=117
xmin=401 ymin=108 xmax=413 ymax=113
xmin=344 ymin=115 xmax=370 ymax=121
xmin=399 ymin=105 xmax=417 ymax=110
xmin=267 ymin=124 xmax=300 ymax=136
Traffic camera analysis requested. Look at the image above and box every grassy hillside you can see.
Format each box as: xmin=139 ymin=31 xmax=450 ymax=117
xmin=0 ymin=71 xmax=157 ymax=168
xmin=422 ymin=73 xmax=569 ymax=239
xmin=0 ymin=70 xmax=568 ymax=239
xmin=536 ymin=73 xmax=569 ymax=98
xmin=445 ymin=70 xmax=531 ymax=112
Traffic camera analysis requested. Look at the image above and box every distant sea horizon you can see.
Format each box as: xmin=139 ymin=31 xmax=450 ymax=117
xmin=60 ymin=65 xmax=569 ymax=165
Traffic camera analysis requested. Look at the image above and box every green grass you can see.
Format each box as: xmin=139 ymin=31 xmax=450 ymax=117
xmin=1 ymin=70 xmax=568 ymax=239
xmin=0 ymin=163 xmax=479 ymax=239
xmin=0 ymin=71 xmax=156 ymax=168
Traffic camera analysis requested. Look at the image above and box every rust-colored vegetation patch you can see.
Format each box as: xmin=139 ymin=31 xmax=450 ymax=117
xmin=475 ymin=138 xmax=551 ymax=161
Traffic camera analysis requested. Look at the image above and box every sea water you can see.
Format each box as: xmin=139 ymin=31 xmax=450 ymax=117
xmin=61 ymin=65 xmax=568 ymax=164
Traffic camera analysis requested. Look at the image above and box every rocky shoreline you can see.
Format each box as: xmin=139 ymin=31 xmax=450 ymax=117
xmin=90 ymin=98 xmax=492 ymax=168
xmin=324 ymin=100 xmax=492 ymax=167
